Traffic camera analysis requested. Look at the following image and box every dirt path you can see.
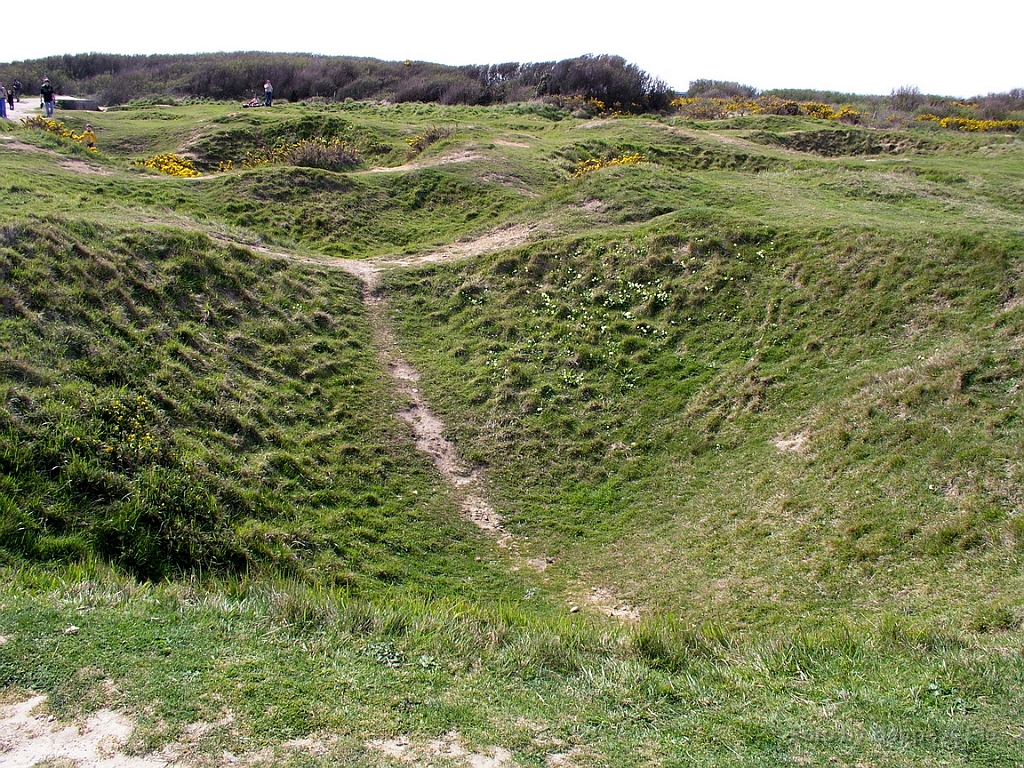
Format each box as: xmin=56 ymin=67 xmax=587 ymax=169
xmin=0 ymin=94 xmax=40 ymax=122
xmin=243 ymin=223 xmax=541 ymax=544
xmin=0 ymin=694 xmax=170 ymax=768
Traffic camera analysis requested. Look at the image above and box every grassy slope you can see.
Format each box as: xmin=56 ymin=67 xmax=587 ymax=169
xmin=1 ymin=102 xmax=1023 ymax=766
xmin=385 ymin=115 xmax=1024 ymax=631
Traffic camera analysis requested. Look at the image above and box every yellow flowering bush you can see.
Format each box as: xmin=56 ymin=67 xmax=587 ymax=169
xmin=406 ymin=124 xmax=457 ymax=153
xmin=802 ymin=102 xmax=836 ymax=120
xmin=915 ymin=114 xmax=1024 ymax=132
xmin=670 ymin=97 xmax=739 ymax=120
xmin=573 ymin=153 xmax=646 ymax=177
xmin=670 ymin=97 xmax=860 ymax=124
xmin=750 ymin=96 xmax=802 ymax=116
xmin=134 ymin=153 xmax=201 ymax=177
xmin=832 ymin=106 xmax=862 ymax=124
xmin=21 ymin=116 xmax=98 ymax=150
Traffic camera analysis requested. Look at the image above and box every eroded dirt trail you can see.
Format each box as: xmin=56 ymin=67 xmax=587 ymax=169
xmin=251 ymin=224 xmax=540 ymax=544
xmin=0 ymin=694 xmax=168 ymax=768
xmin=355 ymin=259 xmax=511 ymax=544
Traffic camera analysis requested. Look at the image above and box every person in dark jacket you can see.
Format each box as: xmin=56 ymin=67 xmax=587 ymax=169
xmin=40 ymin=77 xmax=55 ymax=117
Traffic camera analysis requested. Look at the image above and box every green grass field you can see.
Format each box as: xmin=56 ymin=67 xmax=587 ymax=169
xmin=1 ymin=98 xmax=1023 ymax=766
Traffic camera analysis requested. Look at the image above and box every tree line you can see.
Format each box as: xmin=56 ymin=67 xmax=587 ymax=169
xmin=0 ymin=51 xmax=672 ymax=111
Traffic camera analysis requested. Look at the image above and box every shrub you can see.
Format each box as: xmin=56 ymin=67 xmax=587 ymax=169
xmin=974 ymin=88 xmax=1024 ymax=120
xmin=134 ymin=153 xmax=201 ymax=177
xmin=405 ymin=123 xmax=457 ymax=153
xmin=539 ymin=54 xmax=671 ymax=113
xmin=240 ymin=138 xmax=361 ymax=170
xmin=686 ymin=79 xmax=757 ymax=100
xmin=20 ymin=116 xmax=96 ymax=149
xmin=890 ymin=85 xmax=924 ymax=113
xmin=670 ymin=97 xmax=738 ymax=120
xmin=284 ymin=139 xmax=360 ymax=171
xmin=572 ymin=152 xmax=646 ymax=177
xmin=755 ymin=96 xmax=802 ymax=116
xmin=914 ymin=114 xmax=1024 ymax=133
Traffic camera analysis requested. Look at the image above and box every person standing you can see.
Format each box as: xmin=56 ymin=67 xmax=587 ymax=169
xmin=0 ymin=83 xmax=7 ymax=119
xmin=82 ymin=123 xmax=96 ymax=150
xmin=12 ymin=79 xmax=21 ymax=101
xmin=40 ymin=77 xmax=55 ymax=117
xmin=263 ymin=80 xmax=273 ymax=107
xmin=5 ymin=84 xmax=13 ymax=112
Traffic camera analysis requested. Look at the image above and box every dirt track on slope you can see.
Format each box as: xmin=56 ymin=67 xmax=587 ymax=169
xmin=244 ymin=223 xmax=541 ymax=544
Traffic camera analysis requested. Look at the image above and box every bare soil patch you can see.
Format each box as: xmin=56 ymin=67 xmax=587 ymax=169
xmin=0 ymin=138 xmax=53 ymax=154
xmin=585 ymin=587 xmax=642 ymax=622
xmin=572 ymin=198 xmax=605 ymax=213
xmin=368 ymin=731 xmax=516 ymax=767
xmin=0 ymin=694 xmax=166 ymax=768
xmin=59 ymin=158 xmax=112 ymax=175
xmin=772 ymin=430 xmax=810 ymax=453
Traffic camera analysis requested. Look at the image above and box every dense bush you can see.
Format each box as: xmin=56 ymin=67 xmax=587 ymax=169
xmin=686 ymin=79 xmax=757 ymax=100
xmin=536 ymin=54 xmax=671 ymax=112
xmin=975 ymin=88 xmax=1024 ymax=120
xmin=890 ymin=84 xmax=924 ymax=113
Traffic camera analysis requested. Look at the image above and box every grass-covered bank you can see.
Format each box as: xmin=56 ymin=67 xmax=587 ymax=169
xmin=3 ymin=564 xmax=1023 ymax=767
xmin=0 ymin=218 xmax=525 ymax=600
xmin=385 ymin=222 xmax=1024 ymax=632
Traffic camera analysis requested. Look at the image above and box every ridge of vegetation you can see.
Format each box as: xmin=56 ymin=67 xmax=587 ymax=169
xmin=0 ymin=52 xmax=672 ymax=111
xmin=1 ymin=91 xmax=1022 ymax=766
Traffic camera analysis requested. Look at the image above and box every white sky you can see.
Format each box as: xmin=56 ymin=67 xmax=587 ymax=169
xmin=3 ymin=0 xmax=1021 ymax=97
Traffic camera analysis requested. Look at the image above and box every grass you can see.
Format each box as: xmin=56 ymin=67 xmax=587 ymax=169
xmin=2 ymin=564 xmax=1022 ymax=767
xmin=1 ymin=98 xmax=1023 ymax=765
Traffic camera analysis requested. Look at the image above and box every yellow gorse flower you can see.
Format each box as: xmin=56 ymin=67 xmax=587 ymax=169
xmin=669 ymin=97 xmax=861 ymax=123
xmin=573 ymin=153 xmax=646 ymax=177
xmin=915 ymin=114 xmax=1024 ymax=132
xmin=240 ymin=137 xmax=359 ymax=170
xmin=134 ymin=153 xmax=201 ymax=177
xmin=21 ymin=116 xmax=99 ymax=150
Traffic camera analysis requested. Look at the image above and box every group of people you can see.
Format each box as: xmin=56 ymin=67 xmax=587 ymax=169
xmin=243 ymin=80 xmax=274 ymax=108
xmin=0 ymin=77 xmax=53 ymax=119
xmin=0 ymin=76 xmax=94 ymax=148
xmin=0 ymin=78 xmax=22 ymax=119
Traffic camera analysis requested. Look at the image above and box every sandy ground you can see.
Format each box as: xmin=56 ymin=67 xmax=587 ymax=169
xmin=1 ymin=89 xmax=41 ymax=120
xmin=0 ymin=694 xmax=169 ymax=768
